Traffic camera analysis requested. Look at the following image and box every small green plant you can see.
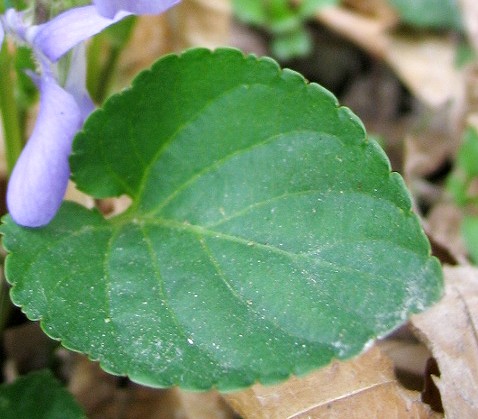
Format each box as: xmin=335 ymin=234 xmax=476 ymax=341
xmin=447 ymin=126 xmax=478 ymax=262
xmin=232 ymin=0 xmax=337 ymax=60
xmin=0 ymin=371 xmax=86 ymax=419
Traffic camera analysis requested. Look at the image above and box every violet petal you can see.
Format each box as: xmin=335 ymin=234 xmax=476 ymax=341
xmin=2 ymin=9 xmax=28 ymax=42
xmin=93 ymin=0 xmax=180 ymax=18
xmin=64 ymin=45 xmax=95 ymax=120
xmin=31 ymin=6 xmax=129 ymax=62
xmin=6 ymin=76 xmax=83 ymax=227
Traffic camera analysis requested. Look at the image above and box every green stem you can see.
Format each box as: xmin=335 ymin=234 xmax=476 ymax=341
xmin=86 ymin=35 xmax=103 ymax=102
xmin=87 ymin=37 xmax=122 ymax=104
xmin=87 ymin=16 xmax=137 ymax=104
xmin=0 ymin=42 xmax=23 ymax=174
xmin=88 ymin=40 xmax=122 ymax=104
xmin=95 ymin=46 xmax=121 ymax=104
xmin=0 ymin=43 xmax=23 ymax=334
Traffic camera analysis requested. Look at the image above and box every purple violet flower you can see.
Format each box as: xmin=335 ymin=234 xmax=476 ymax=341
xmin=1 ymin=0 xmax=180 ymax=227
xmin=93 ymin=0 xmax=180 ymax=19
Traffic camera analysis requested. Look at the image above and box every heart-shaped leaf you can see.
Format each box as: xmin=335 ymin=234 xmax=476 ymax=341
xmin=1 ymin=48 xmax=443 ymax=391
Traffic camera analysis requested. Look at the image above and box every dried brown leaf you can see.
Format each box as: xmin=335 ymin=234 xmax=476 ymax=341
xmin=461 ymin=66 xmax=478 ymax=124
xmin=459 ymin=0 xmax=478 ymax=53
xmin=315 ymin=6 xmax=462 ymax=108
xmin=342 ymin=0 xmax=399 ymax=24
xmin=411 ymin=265 xmax=478 ymax=418
xmin=378 ymin=338 xmax=431 ymax=379
xmin=169 ymin=388 xmax=236 ymax=419
xmin=386 ymin=33 xmax=461 ymax=109
xmin=119 ymin=15 xmax=172 ymax=81
xmin=225 ymin=346 xmax=438 ymax=419
xmin=68 ymin=356 xmax=235 ymax=419
xmin=169 ymin=0 xmax=232 ymax=50
xmin=425 ymin=203 xmax=468 ymax=264
xmin=316 ymin=5 xmax=392 ymax=58
xmin=119 ymin=0 xmax=232 ymax=83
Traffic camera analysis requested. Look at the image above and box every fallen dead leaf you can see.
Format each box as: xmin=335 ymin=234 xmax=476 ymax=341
xmin=386 ymin=33 xmax=461 ymax=109
xmin=168 ymin=0 xmax=232 ymax=50
xmin=341 ymin=0 xmax=399 ymax=29
xmin=461 ymin=66 xmax=478 ymax=124
xmin=459 ymin=0 xmax=478 ymax=53
xmin=118 ymin=0 xmax=232 ymax=91
xmin=119 ymin=15 xmax=172 ymax=82
xmin=316 ymin=5 xmax=392 ymax=58
xmin=169 ymin=388 xmax=236 ymax=419
xmin=119 ymin=0 xmax=232 ymax=88
xmin=378 ymin=338 xmax=431 ymax=383
xmin=68 ymin=356 xmax=235 ymax=419
xmin=411 ymin=265 xmax=478 ymax=418
xmin=425 ymin=203 xmax=468 ymax=264
xmin=315 ymin=5 xmax=463 ymax=108
xmin=403 ymin=127 xmax=455 ymax=181
xmin=225 ymin=346 xmax=439 ymax=418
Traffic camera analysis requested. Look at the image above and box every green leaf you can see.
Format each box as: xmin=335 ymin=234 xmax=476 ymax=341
xmin=1 ymin=1 xmax=28 ymax=12
xmin=455 ymin=40 xmax=476 ymax=68
xmin=271 ymin=27 xmax=312 ymax=60
xmin=298 ymin=0 xmax=337 ymax=17
xmin=463 ymin=216 xmax=478 ymax=263
xmin=232 ymin=0 xmax=268 ymax=26
xmin=457 ymin=127 xmax=478 ymax=178
xmin=388 ymin=0 xmax=463 ymax=30
xmin=446 ymin=127 xmax=478 ymax=207
xmin=0 ymin=370 xmax=85 ymax=419
xmin=233 ymin=0 xmax=337 ymax=28
xmin=1 ymin=48 xmax=443 ymax=391
xmin=446 ymin=173 xmax=468 ymax=207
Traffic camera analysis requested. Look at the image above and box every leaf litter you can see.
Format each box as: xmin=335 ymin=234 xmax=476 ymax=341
xmin=225 ymin=346 xmax=439 ymax=418
xmin=411 ymin=265 xmax=478 ymax=418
